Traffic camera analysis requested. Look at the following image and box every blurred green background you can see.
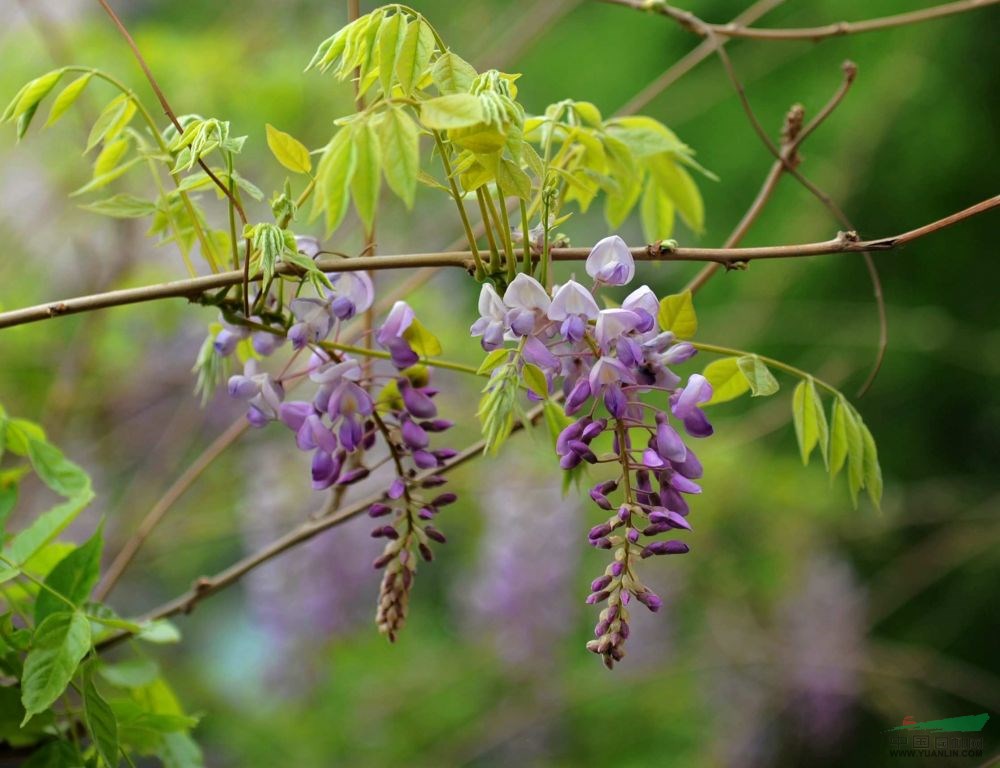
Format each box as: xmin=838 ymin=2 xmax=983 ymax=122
xmin=1 ymin=0 xmax=998 ymax=765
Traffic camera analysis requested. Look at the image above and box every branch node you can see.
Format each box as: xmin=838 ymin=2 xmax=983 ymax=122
xmin=47 ymin=303 xmax=69 ymax=317
xmin=842 ymin=59 xmax=859 ymax=81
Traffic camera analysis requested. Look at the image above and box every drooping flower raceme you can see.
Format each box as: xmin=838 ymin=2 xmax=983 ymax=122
xmin=470 ymin=237 xmax=714 ymax=669
xmin=222 ymin=290 xmax=455 ymax=644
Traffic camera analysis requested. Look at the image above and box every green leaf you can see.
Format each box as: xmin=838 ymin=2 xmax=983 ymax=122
xmin=26 ymin=439 xmax=89 ymax=498
xmin=21 ymin=611 xmax=92 ymax=724
xmin=477 ymin=349 xmax=509 ymax=375
xmin=395 ymin=19 xmax=435 ymax=94
xmin=265 ymin=123 xmax=312 ymax=174
xmin=71 ymin=157 xmax=143 ymax=197
xmin=829 ymin=397 xmax=849 ymax=480
xmin=313 ymin=128 xmax=357 ymax=234
xmin=3 ymin=418 xmax=46 ymax=455
xmin=377 ymin=106 xmax=419 ymax=209
xmin=402 ymin=317 xmax=442 ymax=357
xmin=860 ymin=421 xmax=883 ymax=509
xmin=702 ymin=357 xmax=750 ymax=405
xmin=99 ymin=658 xmax=160 ymax=689
xmin=93 ymin=137 xmax=130 ymax=179
xmin=83 ymin=668 xmax=119 ymax=768
xmin=5 ymin=486 xmax=95 ymax=567
xmin=137 ymin=620 xmax=181 ymax=644
xmin=648 ymin=154 xmax=704 ymax=234
xmin=35 ymin=524 xmax=103 ymax=626
xmin=6 ymin=70 xmax=64 ymax=123
xmin=20 ymin=741 xmax=78 ymax=768
xmin=377 ymin=12 xmax=406 ymax=94
xmin=86 ymin=95 xmax=136 ymax=152
xmin=792 ymin=378 xmax=828 ymax=467
xmin=420 ymin=93 xmax=484 ymax=130
xmin=497 ymin=157 xmax=532 ymax=199
xmin=657 ymin=291 xmax=697 ymax=339
xmin=844 ymin=405 xmax=865 ymax=506
xmin=431 ymin=52 xmax=477 ymax=95
xmin=16 ymin=102 xmax=40 ymax=140
xmin=606 ymin=116 xmax=687 ymax=157
xmin=639 ymin=175 xmax=674 ymax=242
xmin=161 ymin=731 xmax=205 ymax=768
xmin=350 ymin=121 xmax=381 ymax=235
xmin=736 ymin=355 xmax=779 ymax=397
xmin=45 ymin=72 xmax=93 ymax=127
xmin=522 ymin=363 xmax=549 ymax=398
xmin=81 ymin=194 xmax=157 ymax=219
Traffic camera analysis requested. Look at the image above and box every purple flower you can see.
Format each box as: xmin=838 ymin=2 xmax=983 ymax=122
xmin=623 ymin=285 xmax=659 ymax=334
xmin=227 ymin=360 xmax=284 ymax=425
xmin=671 ymin=374 xmax=714 ymax=437
xmin=586 ymin=235 xmax=635 ymax=286
xmin=548 ymin=280 xmax=599 ymax=341
xmin=375 ymin=301 xmax=419 ymax=368
xmin=470 ymin=283 xmax=507 ymax=350
xmin=503 ymin=273 xmax=550 ymax=337
xmin=288 ymin=298 xmax=334 ymax=349
xmin=328 ymin=271 xmax=374 ymax=320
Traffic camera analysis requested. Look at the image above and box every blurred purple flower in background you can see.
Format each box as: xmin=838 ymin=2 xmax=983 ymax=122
xmin=240 ymin=446 xmax=380 ymax=695
xmin=459 ymin=455 xmax=581 ymax=670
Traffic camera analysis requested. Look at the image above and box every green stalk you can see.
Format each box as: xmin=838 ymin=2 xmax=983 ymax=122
xmin=433 ymin=132 xmax=484 ymax=279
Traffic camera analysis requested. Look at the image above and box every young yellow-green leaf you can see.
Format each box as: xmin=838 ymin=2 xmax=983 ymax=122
xmin=350 ymin=121 xmax=381 ymax=235
xmin=702 ymin=357 xmax=750 ymax=405
xmin=639 ymin=175 xmax=675 ymax=242
xmin=70 ymin=157 xmax=143 ymax=197
xmin=83 ymin=668 xmax=119 ymax=768
xmin=395 ymin=19 xmax=435 ymax=94
xmin=7 ymin=70 xmax=64 ymax=122
xmin=648 ymin=154 xmax=704 ymax=234
xmin=736 ymin=355 xmax=779 ymax=397
xmin=4 ymin=488 xmax=94 ymax=567
xmin=45 ymin=72 xmax=93 ymax=127
xmin=402 ymin=317 xmax=442 ymax=357
xmin=605 ymin=115 xmax=687 ymax=158
xmin=265 ymin=124 xmax=312 ymax=174
xmin=16 ymin=102 xmax=40 ymax=140
xmin=420 ymin=93 xmax=484 ymax=130
xmin=35 ymin=524 xmax=103 ymax=625
xmin=522 ymin=363 xmax=549 ymax=398
xmin=313 ymin=128 xmax=357 ymax=233
xmin=431 ymin=51 xmax=477 ymax=95
xmin=829 ymin=396 xmax=849 ymax=479
xmin=497 ymin=157 xmax=532 ymax=200
xmin=792 ymin=378 xmax=827 ymax=466
xmin=21 ymin=611 xmax=91 ymax=724
xmin=93 ymin=137 xmax=130 ymax=179
xmin=86 ymin=95 xmax=136 ymax=152
xmin=844 ymin=405 xmax=865 ymax=506
xmin=378 ymin=12 xmax=406 ymax=94
xmin=81 ymin=194 xmax=157 ymax=219
xmin=377 ymin=106 xmax=419 ymax=208
xmin=657 ymin=290 xmax=697 ymax=339
xmin=860 ymin=421 xmax=883 ymax=509
xmin=98 ymin=658 xmax=160 ymax=689
xmin=26 ymin=438 xmax=89 ymax=498
xmin=477 ymin=348 xmax=509 ymax=375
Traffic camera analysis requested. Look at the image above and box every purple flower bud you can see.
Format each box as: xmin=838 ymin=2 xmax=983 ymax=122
xmin=412 ymin=449 xmax=437 ymax=469
xmin=588 ymin=522 xmax=613 ymax=541
xmin=371 ymin=525 xmax=399 ymax=540
xmin=568 ymin=440 xmax=597 ymax=463
xmin=556 ymin=420 xmax=585 ymax=454
xmin=656 ymin=421 xmax=688 ymax=463
xmin=433 ymin=448 xmax=458 ymax=461
xmin=279 ymin=401 xmax=313 ymax=431
xmin=589 ymin=488 xmax=612 ymax=510
xmin=418 ymin=507 xmax=435 ymax=520
xmin=586 ymin=590 xmax=610 ymax=604
xmin=560 ymin=452 xmax=582 ymax=470
xmin=337 ymin=467 xmax=370 ymax=486
xmin=627 ymin=528 xmax=640 ymax=543
xmin=419 ymin=543 xmax=434 ymax=562
xmin=635 ymin=589 xmax=663 ymax=612
xmin=420 ymin=419 xmax=454 ymax=432
xmin=311 ymin=450 xmax=341 ymax=490
xmin=373 ymin=552 xmax=394 ymax=569
xmin=609 ymin=561 xmax=624 ymax=578
xmin=368 ymin=503 xmax=393 ymax=518
xmin=592 ymin=537 xmax=613 ymax=550
xmin=388 ymin=477 xmax=405 ymax=499
xmin=591 ymin=575 xmax=613 ymax=592
xmin=640 ymin=540 xmax=690 ymax=558
xmin=431 ymin=493 xmax=457 ymax=507
xmin=617 ymin=505 xmax=630 ymax=522
xmin=424 ymin=525 xmax=447 ymax=544
xmin=642 ymin=447 xmax=667 ymax=468
xmin=581 ymin=419 xmax=606 ymax=441
xmin=399 ymin=379 xmax=438 ymax=418
xmin=565 ymin=378 xmax=592 ymax=415
xmin=246 ymin=406 xmax=271 ymax=428
xmin=401 ymin=419 xmax=429 ymax=449
xmin=603 ymin=386 xmax=628 ymax=419
xmin=420 ymin=475 xmax=448 ymax=488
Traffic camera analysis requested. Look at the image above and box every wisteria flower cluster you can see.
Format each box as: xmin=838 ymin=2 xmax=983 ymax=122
xmin=219 ymin=272 xmax=456 ymax=641
xmin=472 ymin=236 xmax=714 ymax=668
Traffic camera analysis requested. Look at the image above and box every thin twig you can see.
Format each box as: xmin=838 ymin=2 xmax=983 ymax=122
xmin=599 ymin=0 xmax=999 ymax=42
xmin=617 ymin=0 xmax=785 ymax=115
xmin=2 ymin=194 xmax=995 ymax=331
